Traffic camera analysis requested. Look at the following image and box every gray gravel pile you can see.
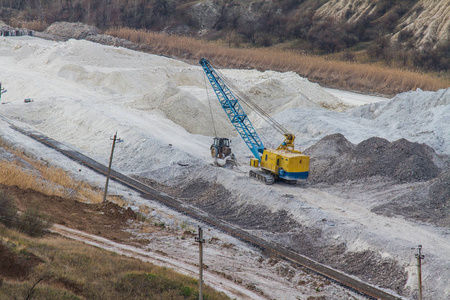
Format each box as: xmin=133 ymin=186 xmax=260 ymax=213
xmin=44 ymin=22 xmax=99 ymax=39
xmin=41 ymin=22 xmax=153 ymax=52
xmin=86 ymin=34 xmax=136 ymax=48
xmin=304 ymin=133 xmax=443 ymax=184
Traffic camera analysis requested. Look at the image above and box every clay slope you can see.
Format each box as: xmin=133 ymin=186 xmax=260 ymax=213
xmin=317 ymin=0 xmax=450 ymax=47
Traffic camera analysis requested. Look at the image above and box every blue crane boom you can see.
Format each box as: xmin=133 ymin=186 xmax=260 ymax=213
xmin=200 ymin=58 xmax=265 ymax=161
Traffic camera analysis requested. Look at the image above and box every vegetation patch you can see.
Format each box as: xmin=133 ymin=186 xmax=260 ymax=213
xmin=0 ymin=191 xmax=53 ymax=237
xmin=0 ymin=138 xmax=118 ymax=204
xmin=115 ymin=272 xmax=197 ymax=299
xmin=0 ymin=227 xmax=229 ymax=300
xmin=104 ymin=27 xmax=448 ymax=96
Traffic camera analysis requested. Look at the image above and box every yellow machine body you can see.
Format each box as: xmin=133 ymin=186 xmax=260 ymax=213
xmin=250 ymin=158 xmax=259 ymax=167
xmin=252 ymin=134 xmax=310 ymax=181
xmin=259 ymin=149 xmax=310 ymax=180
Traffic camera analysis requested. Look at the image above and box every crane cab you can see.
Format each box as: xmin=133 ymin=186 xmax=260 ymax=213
xmin=260 ymin=149 xmax=309 ymax=181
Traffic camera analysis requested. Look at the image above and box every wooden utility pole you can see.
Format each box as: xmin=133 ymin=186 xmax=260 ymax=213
xmin=195 ymin=226 xmax=205 ymax=300
xmin=415 ymin=245 xmax=425 ymax=300
xmin=0 ymin=82 xmax=7 ymax=103
xmin=103 ymin=132 xmax=121 ymax=203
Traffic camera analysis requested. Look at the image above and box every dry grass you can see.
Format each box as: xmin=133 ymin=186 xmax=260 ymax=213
xmin=106 ymin=27 xmax=449 ymax=95
xmin=0 ymin=161 xmax=58 ymax=195
xmin=0 ymin=227 xmax=229 ymax=300
xmin=0 ymin=159 xmax=105 ymax=203
xmin=0 ymin=138 xmax=136 ymax=208
xmin=9 ymin=19 xmax=49 ymax=32
xmin=138 ymin=205 xmax=153 ymax=215
xmin=0 ymin=138 xmax=106 ymax=203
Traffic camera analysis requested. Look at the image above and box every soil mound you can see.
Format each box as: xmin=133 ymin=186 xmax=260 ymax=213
xmin=44 ymin=22 xmax=99 ymax=39
xmin=305 ymin=134 xmax=443 ymax=184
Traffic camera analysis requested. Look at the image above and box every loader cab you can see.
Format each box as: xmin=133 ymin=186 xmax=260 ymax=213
xmin=210 ymin=137 xmax=232 ymax=158
xmin=213 ymin=137 xmax=230 ymax=148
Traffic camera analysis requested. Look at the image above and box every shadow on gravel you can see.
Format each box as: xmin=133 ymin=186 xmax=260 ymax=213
xmin=372 ymin=170 xmax=450 ymax=227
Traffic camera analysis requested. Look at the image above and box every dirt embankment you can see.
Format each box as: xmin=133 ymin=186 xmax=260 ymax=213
xmin=0 ymin=184 xmax=139 ymax=243
xmin=0 ymin=243 xmax=42 ymax=280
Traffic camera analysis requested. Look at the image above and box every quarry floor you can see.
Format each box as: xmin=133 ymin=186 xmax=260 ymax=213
xmin=0 ymin=34 xmax=448 ymax=299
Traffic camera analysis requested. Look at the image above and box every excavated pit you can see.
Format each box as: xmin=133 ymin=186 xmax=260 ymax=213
xmin=1 ymin=30 xmax=448 ymax=299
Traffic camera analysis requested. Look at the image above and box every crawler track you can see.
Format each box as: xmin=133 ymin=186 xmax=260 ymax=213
xmin=7 ymin=121 xmax=402 ymax=300
xmin=249 ymin=169 xmax=275 ymax=185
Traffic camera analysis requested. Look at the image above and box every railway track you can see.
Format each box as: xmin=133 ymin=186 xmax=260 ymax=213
xmin=7 ymin=121 xmax=402 ymax=300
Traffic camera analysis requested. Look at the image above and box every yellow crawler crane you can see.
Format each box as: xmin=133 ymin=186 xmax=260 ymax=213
xmin=252 ymin=134 xmax=310 ymax=184
xmin=200 ymin=58 xmax=309 ymax=184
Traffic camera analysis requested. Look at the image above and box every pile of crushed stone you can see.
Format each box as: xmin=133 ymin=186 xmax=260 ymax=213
xmin=44 ymin=22 xmax=99 ymax=39
xmin=177 ymin=179 xmax=408 ymax=294
xmin=372 ymin=170 xmax=450 ymax=227
xmin=304 ymin=133 xmax=444 ymax=184
xmin=39 ymin=22 xmax=143 ymax=50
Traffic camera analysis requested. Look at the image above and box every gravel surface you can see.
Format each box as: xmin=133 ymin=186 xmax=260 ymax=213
xmin=372 ymin=170 xmax=450 ymax=227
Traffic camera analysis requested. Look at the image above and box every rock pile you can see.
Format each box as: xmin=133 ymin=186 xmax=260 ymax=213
xmin=304 ymin=133 xmax=443 ymax=184
xmin=42 ymin=22 xmax=151 ymax=52
xmin=44 ymin=22 xmax=99 ymax=39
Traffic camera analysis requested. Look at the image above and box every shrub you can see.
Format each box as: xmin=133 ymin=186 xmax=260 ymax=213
xmin=367 ymin=36 xmax=392 ymax=61
xmin=0 ymin=191 xmax=17 ymax=228
xmin=307 ymin=17 xmax=345 ymax=53
xmin=413 ymin=39 xmax=450 ymax=72
xmin=17 ymin=208 xmax=53 ymax=237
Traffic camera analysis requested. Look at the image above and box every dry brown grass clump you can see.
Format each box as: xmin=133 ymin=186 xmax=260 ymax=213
xmin=0 ymin=138 xmax=105 ymax=203
xmin=106 ymin=27 xmax=449 ymax=95
xmin=0 ymin=160 xmax=104 ymax=203
xmin=9 ymin=19 xmax=49 ymax=32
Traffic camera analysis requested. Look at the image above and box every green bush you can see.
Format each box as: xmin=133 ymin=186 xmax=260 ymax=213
xmin=17 ymin=208 xmax=53 ymax=237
